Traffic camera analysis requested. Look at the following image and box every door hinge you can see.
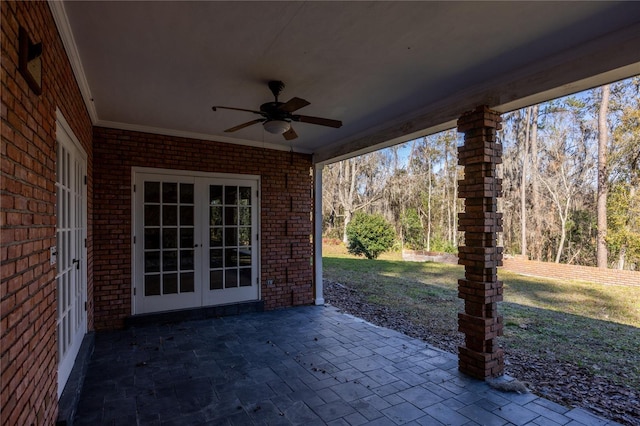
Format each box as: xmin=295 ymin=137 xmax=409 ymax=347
xmin=84 ymin=301 xmax=87 ymax=311
xmin=84 ymin=175 xmax=87 ymax=185
xmin=133 ymin=236 xmax=136 ymax=244
xmin=84 ymin=238 xmax=87 ymax=248
xmin=133 ymin=184 xmax=136 ymax=193
xmin=133 ymin=287 xmax=136 ymax=296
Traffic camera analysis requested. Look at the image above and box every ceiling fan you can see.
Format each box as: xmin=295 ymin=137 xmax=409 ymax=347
xmin=212 ymin=80 xmax=342 ymax=140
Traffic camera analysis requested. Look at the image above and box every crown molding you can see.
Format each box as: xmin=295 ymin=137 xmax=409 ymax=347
xmin=95 ymin=120 xmax=313 ymax=154
xmin=48 ymin=0 xmax=98 ymax=123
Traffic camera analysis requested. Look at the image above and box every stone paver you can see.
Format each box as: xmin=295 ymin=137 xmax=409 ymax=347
xmin=74 ymin=306 xmax=622 ymax=425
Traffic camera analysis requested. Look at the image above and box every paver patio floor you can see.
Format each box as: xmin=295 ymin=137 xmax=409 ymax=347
xmin=74 ymin=305 xmax=620 ymax=425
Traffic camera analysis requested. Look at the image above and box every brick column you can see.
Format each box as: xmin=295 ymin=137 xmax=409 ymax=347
xmin=456 ymin=106 xmax=504 ymax=379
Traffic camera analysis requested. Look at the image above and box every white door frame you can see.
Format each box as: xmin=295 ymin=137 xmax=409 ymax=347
xmin=55 ymin=109 xmax=88 ymax=398
xmin=132 ymin=167 xmax=261 ymax=315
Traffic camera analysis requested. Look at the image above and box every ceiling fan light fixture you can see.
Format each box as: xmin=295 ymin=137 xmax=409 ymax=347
xmin=263 ymin=119 xmax=291 ymax=135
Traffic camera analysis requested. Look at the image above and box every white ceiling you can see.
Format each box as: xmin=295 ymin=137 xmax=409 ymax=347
xmin=55 ymin=1 xmax=640 ymax=163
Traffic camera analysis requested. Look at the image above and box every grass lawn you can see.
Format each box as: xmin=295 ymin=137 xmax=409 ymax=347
xmin=322 ymin=244 xmax=640 ymax=389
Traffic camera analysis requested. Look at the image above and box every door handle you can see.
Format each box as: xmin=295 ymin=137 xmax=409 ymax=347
xmin=73 ymin=258 xmax=80 ymax=270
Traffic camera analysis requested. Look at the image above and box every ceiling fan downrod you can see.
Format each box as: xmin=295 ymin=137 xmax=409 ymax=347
xmin=268 ymin=80 xmax=285 ymax=102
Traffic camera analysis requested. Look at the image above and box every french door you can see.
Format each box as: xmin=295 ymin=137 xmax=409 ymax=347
xmin=133 ymin=171 xmax=259 ymax=314
xmin=56 ymin=115 xmax=87 ymax=397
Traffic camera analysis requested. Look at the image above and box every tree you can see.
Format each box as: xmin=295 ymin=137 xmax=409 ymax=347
xmin=607 ymin=78 xmax=640 ymax=269
xmin=323 ymin=153 xmax=389 ymax=243
xmin=537 ymin=98 xmax=594 ymax=263
xmin=321 ymin=77 xmax=638 ymax=268
xmin=346 ymin=212 xmax=396 ymax=259
xmin=596 ymin=84 xmax=610 ymax=268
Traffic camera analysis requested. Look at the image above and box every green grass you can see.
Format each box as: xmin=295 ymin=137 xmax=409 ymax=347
xmin=322 ymin=245 xmax=640 ymax=388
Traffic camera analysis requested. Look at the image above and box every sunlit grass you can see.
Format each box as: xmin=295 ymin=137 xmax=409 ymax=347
xmin=322 ymin=244 xmax=640 ymax=388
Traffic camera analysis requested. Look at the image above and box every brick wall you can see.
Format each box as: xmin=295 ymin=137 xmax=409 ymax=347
xmin=92 ymin=127 xmax=314 ymax=329
xmin=1 ymin=1 xmax=94 ymax=425
xmin=502 ymin=258 xmax=639 ymax=286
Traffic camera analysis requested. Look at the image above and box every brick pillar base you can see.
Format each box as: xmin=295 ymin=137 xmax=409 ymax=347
xmin=456 ymin=106 xmax=504 ymax=379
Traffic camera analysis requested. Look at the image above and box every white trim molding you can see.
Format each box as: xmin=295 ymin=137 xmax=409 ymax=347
xmin=97 ymin=120 xmax=312 ymax=154
xmin=48 ymin=1 xmax=98 ymax=123
xmin=313 ymin=164 xmax=324 ymax=306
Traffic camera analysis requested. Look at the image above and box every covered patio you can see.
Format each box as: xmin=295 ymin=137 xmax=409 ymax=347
xmin=2 ymin=1 xmax=640 ymax=425
xmin=73 ymin=305 xmax=616 ymax=426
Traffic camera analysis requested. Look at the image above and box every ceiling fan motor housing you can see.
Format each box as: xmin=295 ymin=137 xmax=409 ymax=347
xmin=260 ymin=102 xmax=291 ymax=122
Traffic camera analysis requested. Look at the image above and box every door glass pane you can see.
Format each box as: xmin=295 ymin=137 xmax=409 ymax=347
xmin=144 ymin=182 xmax=160 ymax=203
xmin=225 ymin=207 xmax=237 ymax=225
xmin=239 ymin=207 xmax=251 ymax=226
xmin=145 ymin=205 xmax=160 ymax=226
xmin=163 ymin=229 xmax=177 ymax=249
xmin=210 ymin=206 xmax=222 ymax=226
xmin=180 ymin=206 xmax=194 ymax=226
xmin=145 ymin=251 xmax=160 ymax=272
xmin=210 ymin=249 xmax=222 ymax=268
xmin=163 ymin=205 xmax=177 ymax=226
xmin=210 ymin=228 xmax=222 ymax=247
xmin=225 ymin=228 xmax=237 ymax=246
xmin=180 ymin=272 xmax=194 ymax=293
xmin=239 ymin=268 xmax=252 ymax=287
xmin=163 ymin=273 xmax=178 ymax=294
xmin=162 ymin=182 xmax=177 ymax=203
xmin=163 ymin=251 xmax=177 ymax=271
xmin=239 ymin=187 xmax=251 ymax=205
xmin=225 ymin=269 xmax=238 ymax=288
xmin=180 ymin=228 xmax=194 ymax=248
xmin=225 ymin=248 xmax=237 ymax=267
xmin=239 ymin=249 xmax=251 ymax=266
xmin=180 ymin=250 xmax=194 ymax=270
xmin=145 ymin=229 xmax=160 ymax=249
xmin=210 ymin=270 xmax=223 ymax=290
xmin=180 ymin=183 xmax=194 ymax=204
xmin=210 ymin=185 xmax=222 ymax=205
xmin=224 ymin=186 xmax=237 ymax=205
xmin=145 ymin=275 xmax=161 ymax=296
xmin=239 ymin=228 xmax=251 ymax=246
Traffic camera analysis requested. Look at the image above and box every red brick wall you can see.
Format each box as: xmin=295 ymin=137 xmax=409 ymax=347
xmin=502 ymin=258 xmax=640 ymax=287
xmin=1 ymin=1 xmax=94 ymax=425
xmin=92 ymin=127 xmax=314 ymax=329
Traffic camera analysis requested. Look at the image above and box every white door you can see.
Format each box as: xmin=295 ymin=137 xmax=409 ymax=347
xmin=133 ymin=171 xmax=259 ymax=314
xmin=56 ymin=116 xmax=87 ymax=397
xmin=200 ymin=179 xmax=259 ymax=306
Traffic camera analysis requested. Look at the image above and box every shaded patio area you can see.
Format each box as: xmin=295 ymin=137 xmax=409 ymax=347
xmin=74 ymin=306 xmax=619 ymax=425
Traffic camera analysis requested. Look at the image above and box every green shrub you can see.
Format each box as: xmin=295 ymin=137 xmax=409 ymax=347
xmin=346 ymin=212 xmax=396 ymax=259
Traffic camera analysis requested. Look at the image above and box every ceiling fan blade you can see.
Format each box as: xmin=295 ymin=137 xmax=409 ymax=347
xmin=283 ymin=126 xmax=298 ymax=140
xmin=224 ymin=119 xmax=264 ymax=132
xmin=213 ymin=106 xmax=263 ymax=115
xmin=278 ymin=97 xmax=310 ymax=113
xmin=294 ymin=115 xmax=342 ymax=128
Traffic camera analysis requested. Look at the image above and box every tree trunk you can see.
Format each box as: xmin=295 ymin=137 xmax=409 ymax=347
xmin=529 ymin=105 xmax=540 ymax=260
xmin=343 ymin=209 xmax=352 ymax=243
xmin=341 ymin=159 xmax=357 ymax=244
xmin=618 ymin=246 xmax=626 ymax=270
xmin=555 ymin=215 xmax=567 ymax=263
xmin=520 ymin=107 xmax=531 ymax=258
xmin=596 ymin=84 xmax=610 ymax=268
xmin=426 ymin=158 xmax=432 ymax=252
